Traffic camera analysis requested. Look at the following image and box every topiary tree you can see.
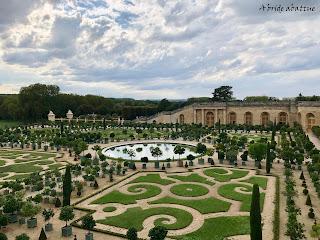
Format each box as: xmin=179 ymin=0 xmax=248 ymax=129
xmin=38 ymin=228 xmax=47 ymax=240
xmin=15 ymin=233 xmax=30 ymax=240
xmin=148 ymin=226 xmax=167 ymax=240
xmin=55 ymin=198 xmax=62 ymax=208
xmin=308 ymin=208 xmax=315 ymax=219
xmin=93 ymin=180 xmax=99 ymax=189
xmin=174 ymin=145 xmax=185 ymax=160
xmin=63 ymin=165 xmax=72 ymax=206
xmin=250 ymin=184 xmax=262 ymax=240
xmin=3 ymin=195 xmax=19 ymax=215
xmin=21 ymin=202 xmax=41 ymax=220
xmin=150 ymin=147 xmax=162 ymax=161
xmin=42 ymin=208 xmax=54 ymax=224
xmin=306 ymin=194 xmax=312 ymax=206
xmin=195 ymin=143 xmax=207 ymax=155
xmin=300 ymin=171 xmax=305 ymax=180
xmin=81 ymin=215 xmax=96 ymax=234
xmin=126 ymin=227 xmax=138 ymax=240
xmin=249 ymin=142 xmax=267 ymax=165
xmin=266 ymin=142 xmax=271 ymax=174
xmin=59 ymin=206 xmax=75 ymax=227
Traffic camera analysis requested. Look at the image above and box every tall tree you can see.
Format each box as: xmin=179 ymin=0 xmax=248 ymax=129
xmin=19 ymin=83 xmax=60 ymax=120
xmin=250 ymin=184 xmax=262 ymax=240
xmin=212 ymin=86 xmax=233 ymax=102
xmin=38 ymin=228 xmax=47 ymax=240
xmin=266 ymin=142 xmax=271 ymax=174
xmin=103 ymin=118 xmax=106 ymax=130
xmin=62 ymin=166 xmax=72 ymax=206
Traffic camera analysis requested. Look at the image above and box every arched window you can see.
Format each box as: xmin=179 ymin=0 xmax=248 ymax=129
xmin=244 ymin=112 xmax=253 ymax=125
xmin=306 ymin=113 xmax=315 ymax=130
xmin=261 ymin=112 xmax=269 ymax=126
xmin=279 ymin=112 xmax=288 ymax=125
xmin=206 ymin=112 xmax=214 ymax=127
xmin=229 ymin=112 xmax=237 ymax=124
xmin=179 ymin=114 xmax=185 ymax=124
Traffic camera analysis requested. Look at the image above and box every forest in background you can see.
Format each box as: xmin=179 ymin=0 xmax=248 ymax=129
xmin=0 ymin=84 xmax=318 ymax=122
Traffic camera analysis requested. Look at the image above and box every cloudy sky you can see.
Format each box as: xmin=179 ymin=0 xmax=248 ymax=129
xmin=0 ymin=0 xmax=319 ymax=99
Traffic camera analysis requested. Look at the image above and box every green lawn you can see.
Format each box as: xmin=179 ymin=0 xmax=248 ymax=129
xmin=0 ymin=150 xmax=57 ymax=175
xmin=241 ymin=176 xmax=268 ymax=190
xmin=151 ymin=196 xmax=230 ymax=214
xmin=103 ymin=206 xmax=117 ymax=212
xmin=218 ymin=183 xmax=265 ymax=211
xmin=170 ymin=184 xmax=209 ymax=197
xmin=92 ymin=184 xmax=162 ymax=205
xmin=130 ymin=174 xmax=175 ymax=185
xmin=203 ymin=168 xmax=249 ymax=182
xmin=0 ymin=162 xmax=43 ymax=173
xmin=5 ymin=173 xmax=31 ymax=180
xmin=97 ymin=206 xmax=193 ymax=231
xmin=179 ymin=216 xmax=250 ymax=240
xmin=168 ymin=173 xmax=215 ymax=186
xmin=48 ymin=163 xmax=63 ymax=170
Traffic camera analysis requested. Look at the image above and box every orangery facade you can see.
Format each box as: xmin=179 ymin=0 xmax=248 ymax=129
xmin=145 ymin=101 xmax=320 ymax=130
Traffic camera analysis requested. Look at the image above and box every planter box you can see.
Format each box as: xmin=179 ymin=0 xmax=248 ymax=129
xmin=142 ymin=163 xmax=147 ymax=169
xmin=154 ymin=162 xmax=160 ymax=169
xmin=19 ymin=217 xmax=26 ymax=225
xmin=62 ymin=225 xmax=73 ymax=237
xmin=128 ymin=162 xmax=135 ymax=169
xmin=85 ymin=232 xmax=94 ymax=240
xmin=27 ymin=218 xmax=37 ymax=228
xmin=6 ymin=213 xmax=18 ymax=223
xmin=45 ymin=223 xmax=53 ymax=232
xmin=198 ymin=159 xmax=204 ymax=165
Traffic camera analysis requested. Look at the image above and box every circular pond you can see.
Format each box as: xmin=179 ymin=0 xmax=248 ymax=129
xmin=102 ymin=142 xmax=199 ymax=161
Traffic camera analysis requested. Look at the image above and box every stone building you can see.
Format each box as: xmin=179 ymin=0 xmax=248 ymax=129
xmin=47 ymin=111 xmax=55 ymax=121
xmin=144 ymin=101 xmax=320 ymax=131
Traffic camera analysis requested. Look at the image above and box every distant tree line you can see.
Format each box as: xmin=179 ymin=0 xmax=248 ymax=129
xmin=0 ymin=84 xmax=318 ymax=122
xmin=0 ymin=84 xmax=187 ymax=122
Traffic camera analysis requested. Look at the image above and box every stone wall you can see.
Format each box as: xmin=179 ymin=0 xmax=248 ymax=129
xmin=145 ymin=101 xmax=320 ymax=130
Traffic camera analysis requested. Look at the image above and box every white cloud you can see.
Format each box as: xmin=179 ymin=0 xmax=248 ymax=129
xmin=0 ymin=0 xmax=319 ymax=99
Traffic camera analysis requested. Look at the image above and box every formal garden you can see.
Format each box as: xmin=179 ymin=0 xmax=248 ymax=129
xmin=0 ymin=120 xmax=319 ymax=240
xmin=74 ymin=168 xmax=274 ymax=240
xmin=0 ymin=150 xmax=64 ymax=181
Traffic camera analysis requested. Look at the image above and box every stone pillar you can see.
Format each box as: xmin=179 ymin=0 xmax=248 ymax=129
xmin=202 ymin=109 xmax=205 ymax=125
